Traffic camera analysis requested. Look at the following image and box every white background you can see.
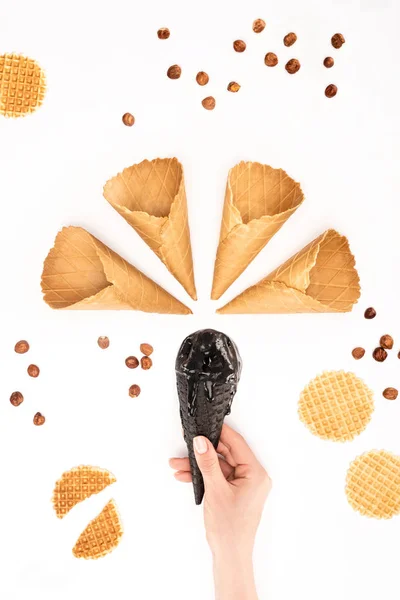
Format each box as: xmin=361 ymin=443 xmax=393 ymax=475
xmin=0 ymin=0 xmax=399 ymax=598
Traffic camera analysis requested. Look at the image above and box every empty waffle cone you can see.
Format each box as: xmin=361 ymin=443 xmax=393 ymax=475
xmin=345 ymin=450 xmax=400 ymax=519
xmin=211 ymin=162 xmax=304 ymax=299
xmin=73 ymin=499 xmax=123 ymax=559
xmin=218 ymin=229 xmax=360 ymax=314
xmin=103 ymin=158 xmax=197 ymax=300
xmin=52 ymin=466 xmax=116 ymax=519
xmin=0 ymin=54 xmax=46 ymax=118
xmin=41 ymin=226 xmax=191 ymax=314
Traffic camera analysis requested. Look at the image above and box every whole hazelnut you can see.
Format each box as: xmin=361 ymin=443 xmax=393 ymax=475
xmin=202 ymin=96 xmax=216 ymax=110
xmin=331 ymin=33 xmax=345 ymax=49
xmin=283 ymin=32 xmax=297 ymax=47
xmin=125 ymin=356 xmax=139 ymax=369
xmin=167 ymin=65 xmax=181 ymax=79
xmin=97 ymin=336 xmax=110 ymax=349
xmin=14 ymin=340 xmax=29 ymax=354
xmin=141 ymin=356 xmax=153 ymax=370
xmin=264 ymin=52 xmax=278 ymax=67
xmin=364 ymin=307 xmax=376 ymax=319
xmin=252 ymin=19 xmax=266 ymax=33
xmin=122 ymin=113 xmax=135 ymax=127
xmin=129 ymin=384 xmax=141 ymax=398
xmin=233 ymin=40 xmax=246 ymax=53
xmin=380 ymin=335 xmax=394 ymax=350
xmin=383 ymin=388 xmax=398 ymax=401
xmin=373 ymin=347 xmax=388 ymax=363
xmin=324 ymin=57 xmax=334 ymax=68
xmin=157 ymin=28 xmax=170 ymax=40
xmin=352 ymin=347 xmax=365 ymax=360
xmin=10 ymin=392 xmax=24 ymax=407
xmin=325 ymin=84 xmax=338 ymax=98
xmin=285 ymin=58 xmax=301 ymax=74
xmin=140 ymin=343 xmax=154 ymax=356
xmin=27 ymin=364 xmax=40 ymax=378
xmin=196 ymin=71 xmax=209 ymax=86
xmin=227 ymin=81 xmax=241 ymax=92
xmin=33 ymin=412 xmax=45 ymax=426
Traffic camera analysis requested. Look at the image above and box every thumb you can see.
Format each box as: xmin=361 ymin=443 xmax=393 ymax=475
xmin=193 ymin=436 xmax=225 ymax=487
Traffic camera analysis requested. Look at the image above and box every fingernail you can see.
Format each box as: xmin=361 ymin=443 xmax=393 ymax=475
xmin=194 ymin=436 xmax=208 ymax=454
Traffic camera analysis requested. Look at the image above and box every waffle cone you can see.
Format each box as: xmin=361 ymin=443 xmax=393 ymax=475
xmin=72 ymin=499 xmax=123 ymax=559
xmin=0 ymin=54 xmax=46 ymax=118
xmin=211 ymin=162 xmax=304 ymax=299
xmin=218 ymin=229 xmax=360 ymax=314
xmin=52 ymin=465 xmax=116 ymax=519
xmin=41 ymin=226 xmax=191 ymax=314
xmin=103 ymin=158 xmax=197 ymax=299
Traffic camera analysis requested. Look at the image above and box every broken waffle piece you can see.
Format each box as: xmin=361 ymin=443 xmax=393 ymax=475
xmin=0 ymin=53 xmax=46 ymax=118
xmin=73 ymin=499 xmax=123 ymax=559
xmin=217 ymin=229 xmax=360 ymax=313
xmin=103 ymin=158 xmax=197 ymax=300
xmin=346 ymin=450 xmax=400 ymax=519
xmin=52 ymin=465 xmax=117 ymax=519
xmin=298 ymin=371 xmax=374 ymax=442
xmin=211 ymin=162 xmax=304 ymax=299
xmin=41 ymin=226 xmax=191 ymax=314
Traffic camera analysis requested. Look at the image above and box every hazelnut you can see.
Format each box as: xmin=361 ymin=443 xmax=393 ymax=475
xmin=125 ymin=356 xmax=139 ymax=369
xmin=140 ymin=343 xmax=154 ymax=356
xmin=325 ymin=84 xmax=338 ymax=98
xmin=167 ymin=65 xmax=181 ymax=79
xmin=383 ymin=387 xmax=398 ymax=401
xmin=324 ymin=57 xmax=334 ymax=68
xmin=227 ymin=81 xmax=240 ymax=92
xmin=14 ymin=340 xmax=29 ymax=354
xmin=97 ymin=336 xmax=110 ymax=349
xmin=264 ymin=52 xmax=278 ymax=67
xmin=373 ymin=347 xmax=387 ymax=363
xmin=10 ymin=392 xmax=24 ymax=407
xmin=285 ymin=58 xmax=301 ymax=74
xmin=129 ymin=384 xmax=141 ymax=398
xmin=27 ymin=364 xmax=40 ymax=378
xmin=352 ymin=347 xmax=365 ymax=360
xmin=141 ymin=356 xmax=153 ymax=370
xmin=33 ymin=412 xmax=45 ymax=426
xmin=364 ymin=307 xmax=376 ymax=319
xmin=233 ymin=40 xmax=246 ymax=53
xmin=196 ymin=71 xmax=209 ymax=86
xmin=252 ymin=19 xmax=266 ymax=33
xmin=157 ymin=28 xmax=170 ymax=40
xmin=283 ymin=32 xmax=297 ymax=47
xmin=398 ymin=351 xmax=400 ymax=359
xmin=122 ymin=113 xmax=135 ymax=127
xmin=331 ymin=33 xmax=345 ymax=49
xmin=380 ymin=335 xmax=394 ymax=350
xmin=202 ymin=96 xmax=216 ymax=110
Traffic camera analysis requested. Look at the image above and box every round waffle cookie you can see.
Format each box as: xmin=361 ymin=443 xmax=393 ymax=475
xmin=52 ymin=465 xmax=116 ymax=519
xmin=346 ymin=450 xmax=400 ymax=519
xmin=298 ymin=371 xmax=374 ymax=442
xmin=73 ymin=499 xmax=123 ymax=559
xmin=0 ymin=53 xmax=46 ymax=118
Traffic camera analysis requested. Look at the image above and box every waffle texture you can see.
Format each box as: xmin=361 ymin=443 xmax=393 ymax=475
xmin=103 ymin=158 xmax=197 ymax=299
xmin=298 ymin=371 xmax=374 ymax=442
xmin=41 ymin=226 xmax=191 ymax=314
xmin=52 ymin=465 xmax=116 ymax=519
xmin=211 ymin=162 xmax=304 ymax=299
xmin=218 ymin=229 xmax=360 ymax=314
xmin=0 ymin=54 xmax=46 ymax=118
xmin=346 ymin=450 xmax=400 ymax=519
xmin=73 ymin=499 xmax=123 ymax=559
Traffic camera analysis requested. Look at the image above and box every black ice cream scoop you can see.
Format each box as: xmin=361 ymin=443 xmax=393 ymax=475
xmin=175 ymin=329 xmax=242 ymax=504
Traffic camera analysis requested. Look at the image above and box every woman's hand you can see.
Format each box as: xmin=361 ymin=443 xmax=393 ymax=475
xmin=169 ymin=424 xmax=271 ymax=599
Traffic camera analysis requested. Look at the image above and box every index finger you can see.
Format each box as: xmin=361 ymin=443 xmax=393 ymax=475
xmin=219 ymin=423 xmax=258 ymax=465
